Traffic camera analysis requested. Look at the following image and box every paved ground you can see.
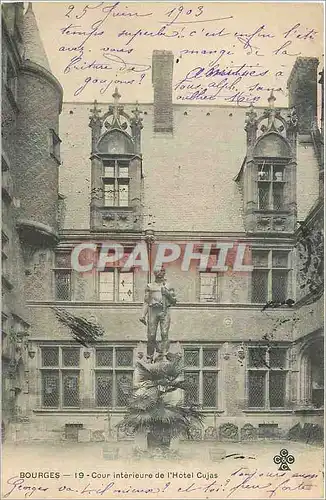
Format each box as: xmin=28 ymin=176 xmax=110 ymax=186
xmin=2 ymin=440 xmax=324 ymax=499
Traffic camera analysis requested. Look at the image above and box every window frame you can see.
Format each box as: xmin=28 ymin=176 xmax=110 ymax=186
xmin=251 ymin=248 xmax=292 ymax=304
xmin=257 ymin=161 xmax=287 ymax=211
xmin=102 ymin=159 xmax=130 ymax=208
xmin=53 ymin=268 xmax=72 ymax=301
xmin=94 ymin=346 xmax=135 ymax=409
xmin=198 ymin=271 xmax=218 ymax=303
xmin=98 ymin=268 xmax=134 ymax=302
xmin=40 ymin=346 xmax=81 ymax=409
xmin=247 ymin=345 xmax=289 ymax=410
xmin=183 ymin=345 xmax=220 ymax=409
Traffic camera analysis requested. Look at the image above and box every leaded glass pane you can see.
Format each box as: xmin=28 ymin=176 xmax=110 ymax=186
xmin=269 ymin=348 xmax=286 ymax=368
xmin=96 ymin=372 xmax=113 ymax=407
xmin=118 ymin=161 xmax=129 ymax=178
xmin=116 ymin=348 xmax=133 ymax=367
xmin=248 ymin=348 xmax=267 ymax=368
xmin=272 ymin=251 xmax=289 ymax=268
xmin=96 ymin=349 xmax=113 ymax=367
xmin=55 ymin=270 xmax=71 ymax=300
xmin=184 ymin=372 xmax=199 ymax=405
xmin=104 ymin=160 xmax=115 ymax=177
xmin=118 ymin=272 xmax=133 ymax=302
xmin=63 ymin=372 xmax=79 ymax=407
xmin=258 ymin=183 xmax=270 ymax=210
xmin=42 ymin=371 xmax=59 ymax=407
xmin=252 ymin=250 xmax=269 ymax=268
xmin=42 ymin=347 xmax=59 ymax=366
xmin=272 ymin=270 xmax=288 ymax=302
xmin=184 ymin=349 xmax=199 ymax=367
xmin=203 ymin=349 xmax=218 ymax=367
xmin=104 ymin=182 xmax=115 ymax=206
xmin=99 ymin=271 xmax=114 ymax=301
xmin=258 ymin=164 xmax=271 ymax=180
xmin=62 ymin=348 xmax=80 ymax=367
xmin=251 ymin=270 xmax=268 ymax=303
xmin=203 ymin=372 xmax=217 ymax=407
xmin=118 ymin=181 xmax=129 ymax=207
xmin=269 ymin=372 xmax=286 ymax=407
xmin=273 ymin=167 xmax=284 ymax=181
xmin=273 ymin=183 xmax=284 ymax=210
xmin=116 ymin=372 xmax=133 ymax=406
xmin=248 ymin=371 xmax=265 ymax=407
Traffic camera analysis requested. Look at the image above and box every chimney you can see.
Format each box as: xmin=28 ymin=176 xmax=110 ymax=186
xmin=152 ymin=50 xmax=174 ymax=133
xmin=287 ymin=57 xmax=319 ymax=135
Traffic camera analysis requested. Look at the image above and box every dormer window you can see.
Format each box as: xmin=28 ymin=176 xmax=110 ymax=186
xmin=103 ymin=160 xmax=130 ymax=207
xmin=257 ymin=162 xmax=286 ymax=211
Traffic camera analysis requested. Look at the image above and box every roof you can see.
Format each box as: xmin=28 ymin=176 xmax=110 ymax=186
xmin=22 ymin=3 xmax=51 ymax=72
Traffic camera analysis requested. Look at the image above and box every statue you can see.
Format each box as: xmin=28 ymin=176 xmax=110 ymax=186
xmin=139 ymin=268 xmax=177 ymax=360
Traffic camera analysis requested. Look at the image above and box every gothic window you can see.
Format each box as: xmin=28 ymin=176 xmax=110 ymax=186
xmin=247 ymin=346 xmax=288 ymax=408
xmin=102 ymin=159 xmax=130 ymax=207
xmin=183 ymin=346 xmax=219 ymax=408
xmin=251 ymin=249 xmax=290 ymax=303
xmin=199 ymin=272 xmax=218 ymax=302
xmin=98 ymin=269 xmax=134 ymax=302
xmin=41 ymin=347 xmax=80 ymax=408
xmin=94 ymin=347 xmax=134 ymax=407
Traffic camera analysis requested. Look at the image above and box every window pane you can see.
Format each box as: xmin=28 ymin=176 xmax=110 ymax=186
xmin=203 ymin=372 xmax=217 ymax=407
xmin=62 ymin=348 xmax=80 ymax=367
xmin=99 ymin=271 xmax=114 ymax=301
xmin=203 ymin=349 xmax=218 ymax=367
xmin=273 ymin=183 xmax=284 ymax=210
xmin=269 ymin=348 xmax=286 ymax=368
xmin=63 ymin=372 xmax=79 ymax=407
xmin=42 ymin=347 xmax=59 ymax=366
xmin=258 ymin=164 xmax=271 ymax=180
xmin=55 ymin=270 xmax=71 ymax=300
xmin=118 ymin=161 xmax=129 ymax=178
xmin=96 ymin=372 xmax=113 ymax=407
xmin=104 ymin=160 xmax=115 ymax=177
xmin=116 ymin=372 xmax=133 ymax=406
xmin=269 ymin=372 xmax=286 ymax=407
xmin=248 ymin=348 xmax=267 ymax=368
xmin=116 ymin=348 xmax=133 ymax=367
xmin=42 ymin=371 xmax=59 ymax=407
xmin=272 ymin=251 xmax=289 ymax=268
xmin=96 ymin=348 xmax=113 ymax=367
xmin=272 ymin=270 xmax=288 ymax=302
xmin=104 ymin=182 xmax=115 ymax=206
xmin=184 ymin=372 xmax=199 ymax=405
xmin=248 ymin=371 xmax=265 ymax=407
xmin=273 ymin=167 xmax=284 ymax=181
xmin=251 ymin=270 xmax=268 ymax=303
xmin=118 ymin=272 xmax=133 ymax=302
xmin=252 ymin=250 xmax=269 ymax=268
xmin=184 ymin=349 xmax=199 ymax=367
xmin=200 ymin=273 xmax=217 ymax=302
xmin=118 ymin=181 xmax=129 ymax=206
xmin=258 ymin=183 xmax=270 ymax=209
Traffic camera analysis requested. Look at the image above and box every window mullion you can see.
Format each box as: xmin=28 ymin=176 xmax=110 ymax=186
xmin=112 ymin=348 xmax=116 ymax=407
xmin=266 ymin=349 xmax=270 ymax=409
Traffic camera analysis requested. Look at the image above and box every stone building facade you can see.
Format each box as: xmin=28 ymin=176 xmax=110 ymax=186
xmin=1 ymin=5 xmax=323 ymax=444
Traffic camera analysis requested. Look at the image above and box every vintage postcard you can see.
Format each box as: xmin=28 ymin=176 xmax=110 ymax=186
xmin=1 ymin=1 xmax=324 ymax=499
